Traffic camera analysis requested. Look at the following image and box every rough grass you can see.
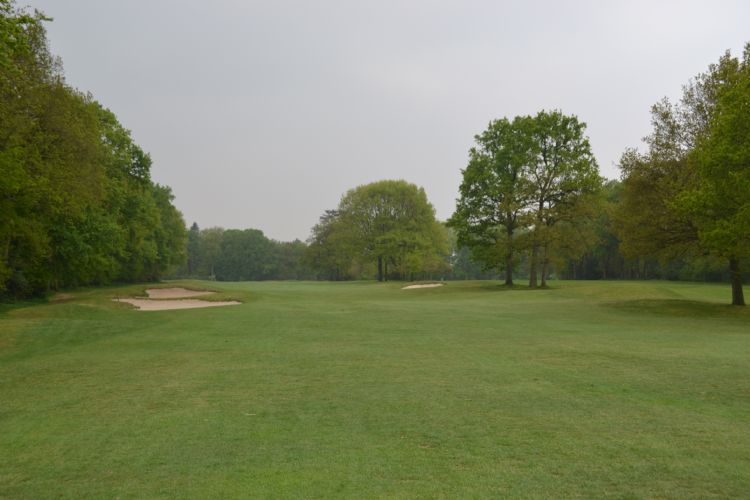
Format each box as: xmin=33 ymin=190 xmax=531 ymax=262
xmin=1 ymin=280 xmax=748 ymax=498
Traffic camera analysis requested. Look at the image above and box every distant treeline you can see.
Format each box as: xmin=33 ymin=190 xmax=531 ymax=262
xmin=1 ymin=3 xmax=186 ymax=299
xmin=176 ymin=225 xmax=310 ymax=281
xmin=176 ymin=177 xmax=743 ymax=285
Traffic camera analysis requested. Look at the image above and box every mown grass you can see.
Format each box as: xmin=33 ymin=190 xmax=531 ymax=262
xmin=1 ymin=280 xmax=748 ymax=498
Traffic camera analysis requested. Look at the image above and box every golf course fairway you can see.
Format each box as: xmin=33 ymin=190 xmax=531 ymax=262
xmin=1 ymin=280 xmax=748 ymax=498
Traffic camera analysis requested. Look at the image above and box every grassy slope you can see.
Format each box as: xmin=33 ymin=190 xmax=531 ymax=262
xmin=1 ymin=280 xmax=748 ymax=498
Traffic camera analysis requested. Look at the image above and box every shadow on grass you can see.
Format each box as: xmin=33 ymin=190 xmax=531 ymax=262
xmin=608 ymin=299 xmax=749 ymax=319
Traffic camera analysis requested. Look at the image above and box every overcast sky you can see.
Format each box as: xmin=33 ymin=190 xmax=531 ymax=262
xmin=32 ymin=0 xmax=750 ymax=241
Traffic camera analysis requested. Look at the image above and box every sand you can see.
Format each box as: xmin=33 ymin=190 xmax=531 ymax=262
xmin=402 ymin=283 xmax=445 ymax=290
xmin=145 ymin=287 xmax=215 ymax=299
xmin=114 ymin=287 xmax=239 ymax=310
xmin=116 ymin=298 xmax=240 ymax=311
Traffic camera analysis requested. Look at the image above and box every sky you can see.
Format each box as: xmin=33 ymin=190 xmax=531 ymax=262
xmin=31 ymin=0 xmax=750 ymax=241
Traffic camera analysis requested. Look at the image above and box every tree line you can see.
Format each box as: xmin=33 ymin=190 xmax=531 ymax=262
xmin=1 ymin=2 xmax=186 ymax=299
xmin=447 ymin=47 xmax=750 ymax=304
xmin=177 ymin=224 xmax=310 ymax=281
xmin=295 ymin=47 xmax=749 ymax=305
xmin=179 ymin=41 xmax=750 ymax=304
xmin=178 ymin=180 xmax=448 ymax=282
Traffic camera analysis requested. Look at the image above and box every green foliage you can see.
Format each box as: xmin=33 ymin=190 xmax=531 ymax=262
xmin=214 ymin=229 xmax=278 ymax=281
xmin=449 ymin=117 xmax=531 ymax=285
xmin=307 ymin=180 xmax=449 ymax=281
xmin=304 ymin=210 xmax=355 ymax=280
xmin=450 ymin=111 xmax=601 ymax=287
xmin=178 ymin=225 xmax=313 ymax=281
xmin=0 ymin=1 xmax=186 ymax=298
xmin=686 ymin=47 xmax=750 ymax=260
xmin=617 ymin=44 xmax=750 ymax=304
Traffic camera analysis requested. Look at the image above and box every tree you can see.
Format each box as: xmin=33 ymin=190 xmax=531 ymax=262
xmin=275 ymin=239 xmax=312 ymax=280
xmin=306 ymin=181 xmax=448 ymax=281
xmin=197 ymin=227 xmax=224 ymax=278
xmin=0 ymin=1 xmax=186 ymax=298
xmin=526 ymin=110 xmax=601 ymax=287
xmin=186 ymin=222 xmax=200 ymax=275
xmin=617 ymin=45 xmax=749 ymax=305
xmin=304 ymin=210 xmax=354 ymax=280
xmin=449 ymin=111 xmax=600 ymax=287
xmin=214 ymin=229 xmax=277 ymax=281
xmin=449 ymin=117 xmax=532 ymax=285
xmin=336 ymin=180 xmax=447 ymax=282
xmin=685 ymin=47 xmax=750 ymax=305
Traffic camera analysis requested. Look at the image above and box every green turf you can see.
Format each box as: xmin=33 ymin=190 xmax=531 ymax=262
xmin=1 ymin=280 xmax=748 ymax=498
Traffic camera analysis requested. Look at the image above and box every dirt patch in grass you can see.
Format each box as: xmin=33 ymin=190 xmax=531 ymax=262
xmin=115 ymin=298 xmax=240 ymax=311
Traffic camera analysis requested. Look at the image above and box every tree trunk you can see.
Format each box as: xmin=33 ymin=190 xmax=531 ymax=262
xmin=729 ymin=257 xmax=745 ymax=306
xmin=505 ymin=226 xmax=514 ymax=286
xmin=504 ymin=257 xmax=513 ymax=286
xmin=377 ymin=255 xmax=383 ymax=282
xmin=540 ymin=244 xmax=549 ymax=287
xmin=529 ymin=245 xmax=538 ymax=288
xmin=384 ymin=259 xmax=388 ymax=282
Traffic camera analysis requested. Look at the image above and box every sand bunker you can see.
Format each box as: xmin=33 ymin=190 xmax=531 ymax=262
xmin=116 ymin=298 xmax=240 ymax=311
xmin=402 ymin=283 xmax=445 ymax=290
xmin=115 ymin=287 xmax=238 ymax=311
xmin=145 ymin=287 xmax=215 ymax=299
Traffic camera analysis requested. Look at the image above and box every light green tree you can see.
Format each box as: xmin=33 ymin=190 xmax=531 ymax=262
xmin=310 ymin=180 xmax=447 ymax=282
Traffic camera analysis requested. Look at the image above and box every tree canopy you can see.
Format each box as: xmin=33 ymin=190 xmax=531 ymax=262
xmin=617 ymin=45 xmax=750 ymax=305
xmin=1 ymin=2 xmax=186 ymax=298
xmin=306 ymin=180 xmax=448 ymax=281
xmin=449 ymin=111 xmax=601 ymax=287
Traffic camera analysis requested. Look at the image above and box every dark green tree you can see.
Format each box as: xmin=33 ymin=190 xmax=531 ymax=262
xmin=186 ymin=222 xmax=201 ymax=275
xmin=304 ymin=210 xmax=354 ymax=280
xmin=449 ymin=117 xmax=533 ymax=285
xmin=214 ymin=229 xmax=277 ymax=281
xmin=526 ymin=110 xmax=601 ymax=287
xmin=0 ymin=1 xmax=186 ymax=298
xmin=450 ymin=112 xmax=600 ymax=287
xmin=617 ymin=45 xmax=749 ymax=305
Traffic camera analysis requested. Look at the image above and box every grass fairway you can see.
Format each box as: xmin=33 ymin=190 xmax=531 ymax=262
xmin=1 ymin=280 xmax=749 ymax=498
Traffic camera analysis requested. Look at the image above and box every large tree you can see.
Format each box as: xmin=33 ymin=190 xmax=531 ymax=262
xmin=617 ymin=45 xmax=749 ymax=305
xmin=449 ymin=117 xmax=532 ymax=285
xmin=686 ymin=47 xmax=750 ymax=305
xmin=340 ymin=180 xmax=447 ymax=281
xmin=0 ymin=1 xmax=186 ymax=297
xmin=526 ymin=110 xmax=601 ymax=287
xmin=308 ymin=180 xmax=447 ymax=282
xmin=450 ymin=111 xmax=600 ymax=287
